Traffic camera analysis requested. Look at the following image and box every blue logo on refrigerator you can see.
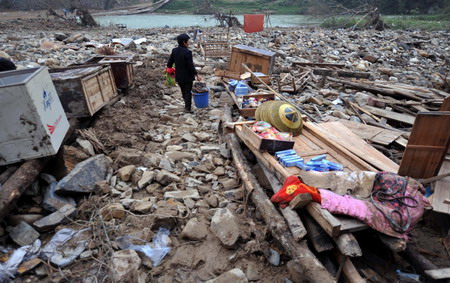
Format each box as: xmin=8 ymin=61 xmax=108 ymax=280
xmin=43 ymin=90 xmax=54 ymax=111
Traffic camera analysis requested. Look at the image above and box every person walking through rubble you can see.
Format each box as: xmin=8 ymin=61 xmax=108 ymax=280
xmin=167 ymin=33 xmax=202 ymax=113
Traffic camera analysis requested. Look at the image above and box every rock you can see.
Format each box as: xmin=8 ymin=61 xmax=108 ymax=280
xmin=213 ymin=167 xmax=225 ymax=176
xmin=164 ymin=190 xmax=200 ymax=200
xmin=110 ymin=250 xmax=142 ymax=282
xmin=54 ymin=32 xmax=68 ymax=41
xmin=146 ymin=183 xmax=161 ymax=193
xmin=182 ymin=133 xmax=197 ymax=142
xmin=166 ymin=151 xmax=196 ymax=161
xmin=332 ymin=110 xmax=350 ymax=120
xmin=33 ymin=204 xmax=77 ymax=232
xmin=181 ymin=218 xmax=208 ymax=240
xmin=156 ymin=170 xmax=180 ymax=185
xmin=115 ymin=148 xmax=144 ymax=167
xmin=99 ymin=203 xmax=126 ymax=221
xmin=43 ymin=182 xmax=76 ymax=212
xmin=40 ymin=173 xmax=57 ymax=184
xmin=117 ymin=165 xmax=136 ymax=182
xmin=64 ymin=33 xmax=83 ymax=43
xmin=166 ymin=145 xmax=183 ymax=151
xmin=267 ymin=248 xmax=280 ymax=266
xmin=355 ymin=63 xmax=367 ymax=71
xmin=193 ymin=132 xmax=212 ymax=141
xmin=183 ymin=198 xmax=195 ymax=209
xmin=363 ymin=54 xmax=378 ymax=63
xmin=8 ymin=214 xmax=43 ymax=226
xmin=379 ymin=67 xmax=394 ymax=76
xmin=45 ymin=58 xmax=59 ymax=67
xmin=55 ymin=155 xmax=111 ymax=194
xmin=206 ymin=268 xmax=248 ymax=283
xmin=9 ymin=221 xmax=40 ymax=246
xmin=287 ymin=260 xmax=304 ymax=282
xmin=224 ymin=188 xmax=245 ymax=201
xmin=246 ymin=263 xmax=260 ymax=281
xmin=221 ymin=178 xmax=238 ymax=190
xmin=138 ymin=171 xmax=155 ymax=189
xmin=205 ymin=195 xmax=219 ymax=208
xmin=130 ymin=200 xmax=154 ymax=214
xmin=210 ymin=208 xmax=240 ymax=247
xmin=96 ymin=180 xmax=111 ymax=194
xmin=0 ymin=51 xmax=11 ymax=59
xmin=200 ymin=145 xmax=220 ymax=153
xmin=219 ymin=143 xmax=231 ymax=159
xmin=76 ymin=138 xmax=95 ymax=156
xmin=120 ymin=199 xmax=135 ymax=209
xmin=158 ymin=159 xmax=173 ymax=171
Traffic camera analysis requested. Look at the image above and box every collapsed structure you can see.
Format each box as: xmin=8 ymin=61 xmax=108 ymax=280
xmin=0 ymin=13 xmax=449 ymax=282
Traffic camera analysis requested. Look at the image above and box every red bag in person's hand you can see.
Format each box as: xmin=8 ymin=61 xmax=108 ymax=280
xmin=270 ymin=176 xmax=321 ymax=208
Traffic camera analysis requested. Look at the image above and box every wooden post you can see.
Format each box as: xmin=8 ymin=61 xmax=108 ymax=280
xmin=0 ymin=158 xmax=49 ymax=220
xmin=222 ymin=105 xmax=335 ymax=282
xmin=259 ymin=163 xmax=307 ymax=241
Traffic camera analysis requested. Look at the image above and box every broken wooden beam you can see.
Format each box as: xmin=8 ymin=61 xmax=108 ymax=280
xmin=306 ymin=202 xmax=341 ymax=237
xmin=328 ymin=77 xmax=423 ymax=101
xmin=334 ymin=251 xmax=367 ymax=283
xmin=222 ymin=105 xmax=335 ymax=282
xmin=313 ymin=68 xmax=371 ymax=79
xmin=363 ymin=106 xmax=416 ymax=125
xmin=289 ymin=193 xmax=313 ymax=209
xmin=292 ymin=62 xmax=345 ymax=68
xmin=0 ymin=166 xmax=19 ymax=185
xmin=334 ymin=233 xmax=362 ymax=257
xmin=302 ymin=214 xmax=334 ymax=253
xmin=260 ymin=163 xmax=307 ymax=241
xmin=378 ymin=233 xmax=406 ymax=252
xmin=400 ymin=244 xmax=438 ymax=278
xmin=0 ymin=158 xmax=49 ymax=220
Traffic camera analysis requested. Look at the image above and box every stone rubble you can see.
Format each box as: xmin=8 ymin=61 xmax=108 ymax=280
xmin=0 ymin=17 xmax=448 ymax=283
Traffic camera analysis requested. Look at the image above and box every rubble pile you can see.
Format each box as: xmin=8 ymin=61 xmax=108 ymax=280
xmin=0 ymin=18 xmax=449 ymax=282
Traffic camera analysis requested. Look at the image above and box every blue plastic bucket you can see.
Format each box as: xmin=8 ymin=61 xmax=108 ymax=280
xmin=193 ymin=91 xmax=209 ymax=108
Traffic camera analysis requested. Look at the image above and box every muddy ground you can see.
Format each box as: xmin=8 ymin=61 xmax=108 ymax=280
xmin=1 ymin=12 xmax=449 ymax=283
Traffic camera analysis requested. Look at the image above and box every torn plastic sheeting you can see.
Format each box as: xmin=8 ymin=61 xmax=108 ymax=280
xmin=40 ymin=228 xmax=90 ymax=267
xmin=112 ymin=38 xmax=146 ymax=46
xmin=0 ymin=240 xmax=41 ymax=283
xmin=115 ymin=228 xmax=171 ymax=267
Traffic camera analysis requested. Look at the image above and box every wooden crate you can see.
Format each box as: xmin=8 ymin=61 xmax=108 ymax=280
xmin=241 ymin=124 xmax=294 ymax=153
xmin=82 ymin=55 xmax=134 ymax=89
xmin=238 ymin=93 xmax=274 ymax=117
xmin=229 ymin=44 xmax=276 ymax=75
xmin=50 ymin=65 xmax=117 ymax=118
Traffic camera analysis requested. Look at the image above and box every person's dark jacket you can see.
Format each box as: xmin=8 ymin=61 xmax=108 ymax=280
xmin=167 ymin=45 xmax=197 ymax=83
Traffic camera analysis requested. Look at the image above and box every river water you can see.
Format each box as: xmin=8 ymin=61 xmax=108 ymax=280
xmin=94 ymin=14 xmax=320 ymax=29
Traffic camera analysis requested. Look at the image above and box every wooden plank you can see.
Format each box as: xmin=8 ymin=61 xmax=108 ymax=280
xmin=399 ymin=112 xmax=450 ymax=179
xmin=259 ymin=163 xmax=307 ymax=241
xmin=289 ymin=193 xmax=313 ymax=209
xmin=303 ymin=122 xmax=377 ymax=171
xmin=336 ymin=215 xmax=368 ymax=233
xmin=302 ymin=214 xmax=334 ymax=253
xmin=431 ymin=160 xmax=450 ymax=214
xmin=441 ymin=96 xmax=450 ymax=111
xmin=313 ymin=68 xmax=371 ymax=79
xmin=378 ymin=233 xmax=406 ymax=252
xmin=317 ymin=122 xmax=399 ymax=173
xmin=425 ymin=268 xmax=450 ymax=280
xmin=334 ymin=233 xmax=362 ymax=257
xmin=335 ymin=252 xmax=367 ymax=283
xmin=292 ymin=61 xmax=345 ymax=68
xmin=364 ymin=106 xmax=416 ymax=125
xmin=306 ymin=202 xmax=341 ymax=237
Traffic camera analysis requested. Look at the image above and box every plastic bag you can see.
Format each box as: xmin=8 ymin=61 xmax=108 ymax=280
xmin=164 ymin=67 xmax=176 ymax=87
xmin=0 ymin=239 xmax=41 ymax=283
xmin=116 ymin=228 xmax=171 ymax=267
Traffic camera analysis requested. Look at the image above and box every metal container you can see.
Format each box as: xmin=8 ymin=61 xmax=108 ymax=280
xmin=0 ymin=67 xmax=70 ymax=165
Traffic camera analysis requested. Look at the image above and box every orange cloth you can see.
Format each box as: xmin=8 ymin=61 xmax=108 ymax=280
xmin=270 ymin=176 xmax=321 ymax=208
xmin=244 ymin=14 xmax=264 ymax=33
